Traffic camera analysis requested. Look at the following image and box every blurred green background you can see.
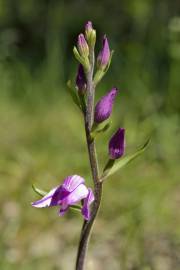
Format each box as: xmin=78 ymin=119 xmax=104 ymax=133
xmin=0 ymin=1 xmax=180 ymax=269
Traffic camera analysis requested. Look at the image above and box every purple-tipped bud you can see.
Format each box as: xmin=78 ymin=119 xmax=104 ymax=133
xmin=85 ymin=21 xmax=93 ymax=32
xmin=76 ymin=64 xmax=86 ymax=93
xmin=97 ymin=35 xmax=110 ymax=69
xmin=77 ymin=33 xmax=89 ymax=57
xmin=94 ymin=88 xmax=118 ymax=123
xmin=109 ymin=128 xmax=125 ymax=159
xmin=85 ymin=21 xmax=96 ymax=47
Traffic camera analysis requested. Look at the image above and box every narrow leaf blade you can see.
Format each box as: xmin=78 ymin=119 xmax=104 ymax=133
xmin=67 ymin=80 xmax=81 ymax=109
xmin=69 ymin=205 xmax=82 ymax=212
xmin=32 ymin=184 xmax=47 ymax=197
xmin=91 ymin=119 xmax=112 ymax=139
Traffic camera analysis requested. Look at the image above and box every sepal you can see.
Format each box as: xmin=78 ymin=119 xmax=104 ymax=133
xmin=90 ymin=119 xmax=112 ymax=139
xmin=88 ymin=30 xmax=96 ymax=48
xmin=73 ymin=47 xmax=90 ymax=71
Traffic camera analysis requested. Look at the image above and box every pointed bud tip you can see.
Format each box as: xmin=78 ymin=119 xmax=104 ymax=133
xmin=85 ymin=21 xmax=93 ymax=31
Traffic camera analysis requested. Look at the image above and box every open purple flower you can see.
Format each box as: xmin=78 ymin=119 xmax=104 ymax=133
xmin=97 ymin=35 xmax=110 ymax=69
xmin=76 ymin=64 xmax=86 ymax=93
xmin=94 ymin=87 xmax=118 ymax=123
xmin=32 ymin=175 xmax=94 ymax=220
xmin=109 ymin=128 xmax=125 ymax=159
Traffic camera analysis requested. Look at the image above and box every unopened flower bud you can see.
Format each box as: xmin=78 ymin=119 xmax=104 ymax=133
xmin=76 ymin=64 xmax=86 ymax=93
xmin=85 ymin=21 xmax=96 ymax=47
xmin=77 ymin=33 xmax=89 ymax=57
xmin=97 ymin=35 xmax=110 ymax=70
xmin=94 ymin=88 xmax=118 ymax=123
xmin=85 ymin=21 xmax=93 ymax=38
xmin=109 ymin=128 xmax=125 ymax=159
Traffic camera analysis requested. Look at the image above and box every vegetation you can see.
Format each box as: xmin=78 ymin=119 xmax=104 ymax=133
xmin=0 ymin=1 xmax=180 ymax=269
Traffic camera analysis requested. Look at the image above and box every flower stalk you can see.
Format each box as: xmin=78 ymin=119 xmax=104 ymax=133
xmin=75 ymin=27 xmax=102 ymax=270
xmin=31 ymin=20 xmax=150 ymax=270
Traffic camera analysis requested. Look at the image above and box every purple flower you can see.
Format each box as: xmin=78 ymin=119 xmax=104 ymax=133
xmin=76 ymin=64 xmax=86 ymax=93
xmin=97 ymin=35 xmax=110 ymax=69
xmin=77 ymin=33 xmax=89 ymax=57
xmin=94 ymin=87 xmax=118 ymax=123
xmin=32 ymin=175 xmax=94 ymax=220
xmin=109 ymin=128 xmax=125 ymax=159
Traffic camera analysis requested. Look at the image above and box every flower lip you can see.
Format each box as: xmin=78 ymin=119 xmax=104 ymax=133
xmin=109 ymin=128 xmax=125 ymax=159
xmin=31 ymin=187 xmax=58 ymax=208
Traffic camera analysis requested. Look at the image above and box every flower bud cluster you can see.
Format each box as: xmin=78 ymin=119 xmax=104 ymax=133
xmin=32 ymin=21 xmax=126 ymax=222
xmin=74 ymin=21 xmax=125 ymax=160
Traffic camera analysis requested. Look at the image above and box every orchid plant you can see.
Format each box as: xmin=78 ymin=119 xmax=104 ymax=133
xmin=31 ymin=21 xmax=149 ymax=270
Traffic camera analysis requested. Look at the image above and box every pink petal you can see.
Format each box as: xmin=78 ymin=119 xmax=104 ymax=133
xmin=31 ymin=187 xmax=58 ymax=208
xmin=62 ymin=175 xmax=85 ymax=192
xmin=62 ymin=184 xmax=89 ymax=206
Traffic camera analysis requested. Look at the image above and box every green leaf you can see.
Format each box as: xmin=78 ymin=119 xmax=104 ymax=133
xmin=101 ymin=138 xmax=150 ymax=181
xmin=69 ymin=205 xmax=82 ymax=212
xmin=67 ymin=80 xmax=81 ymax=110
xmin=78 ymin=93 xmax=86 ymax=113
xmin=91 ymin=119 xmax=112 ymax=139
xmin=73 ymin=46 xmax=84 ymax=65
xmin=32 ymin=184 xmax=47 ymax=196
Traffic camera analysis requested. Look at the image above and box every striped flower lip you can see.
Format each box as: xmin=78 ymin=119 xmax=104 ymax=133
xmin=31 ymin=175 xmax=94 ymax=220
